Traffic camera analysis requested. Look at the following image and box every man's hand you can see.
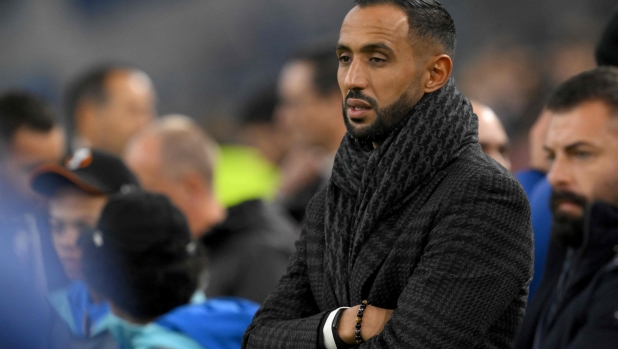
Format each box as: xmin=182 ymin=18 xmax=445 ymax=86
xmin=337 ymin=304 xmax=394 ymax=345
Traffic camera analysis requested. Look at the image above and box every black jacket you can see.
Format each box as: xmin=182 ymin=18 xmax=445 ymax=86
xmin=514 ymin=201 xmax=618 ymax=349
xmin=201 ymin=199 xmax=298 ymax=304
xmin=243 ymin=79 xmax=533 ymax=349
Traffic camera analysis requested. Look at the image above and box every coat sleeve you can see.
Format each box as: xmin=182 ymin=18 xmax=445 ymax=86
xmin=567 ymin=270 xmax=618 ymax=349
xmin=233 ymin=239 xmax=294 ymax=305
xmin=364 ymin=171 xmax=534 ymax=348
xmin=242 ymin=223 xmax=330 ymax=349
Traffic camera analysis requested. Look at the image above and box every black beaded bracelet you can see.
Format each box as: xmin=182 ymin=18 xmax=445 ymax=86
xmin=355 ymin=300 xmax=369 ymax=345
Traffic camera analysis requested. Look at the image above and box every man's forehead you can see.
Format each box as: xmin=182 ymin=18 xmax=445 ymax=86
xmin=339 ymin=5 xmax=410 ymax=45
xmin=545 ymin=104 xmax=614 ymax=148
xmin=278 ymin=61 xmax=314 ymax=95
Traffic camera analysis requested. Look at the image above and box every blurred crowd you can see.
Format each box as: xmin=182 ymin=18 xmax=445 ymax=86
xmin=2 ymin=1 xmax=618 ymax=349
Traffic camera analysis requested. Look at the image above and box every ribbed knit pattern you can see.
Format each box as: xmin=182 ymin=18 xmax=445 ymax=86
xmin=243 ymin=79 xmax=533 ymax=348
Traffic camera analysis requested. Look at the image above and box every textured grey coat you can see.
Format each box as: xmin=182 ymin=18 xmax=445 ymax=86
xmin=243 ymin=79 xmax=533 ymax=349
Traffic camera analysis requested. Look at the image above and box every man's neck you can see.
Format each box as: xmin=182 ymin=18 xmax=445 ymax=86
xmin=193 ymin=197 xmax=227 ymax=238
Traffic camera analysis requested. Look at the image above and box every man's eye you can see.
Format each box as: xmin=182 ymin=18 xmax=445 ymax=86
xmin=370 ymin=57 xmax=385 ymax=63
xmin=51 ymin=223 xmax=65 ymax=234
xmin=575 ymin=151 xmax=591 ymax=159
xmin=339 ymin=55 xmax=351 ymax=64
xmin=76 ymin=223 xmax=94 ymax=235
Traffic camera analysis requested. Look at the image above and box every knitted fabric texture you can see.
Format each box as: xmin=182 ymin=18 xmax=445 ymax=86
xmin=243 ymin=79 xmax=533 ymax=349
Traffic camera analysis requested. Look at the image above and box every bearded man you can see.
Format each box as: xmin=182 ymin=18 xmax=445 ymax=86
xmin=514 ymin=68 xmax=618 ymax=349
xmin=243 ymin=1 xmax=532 ymax=348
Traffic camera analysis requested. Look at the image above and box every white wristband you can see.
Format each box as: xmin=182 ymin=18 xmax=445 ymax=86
xmin=323 ymin=307 xmax=350 ymax=349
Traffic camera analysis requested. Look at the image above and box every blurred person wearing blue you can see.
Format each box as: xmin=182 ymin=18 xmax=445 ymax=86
xmin=514 ymin=67 xmax=618 ymax=349
xmin=513 ymin=109 xmax=554 ymax=300
xmin=31 ymin=148 xmax=141 ymax=349
xmin=79 ymin=191 xmax=259 ymax=349
xmin=0 ymin=91 xmax=67 ymax=348
xmin=65 ymin=65 xmax=156 ymax=157
xmin=124 ymin=115 xmax=298 ymax=305
xmin=276 ymin=41 xmax=347 ymax=223
xmin=0 ymin=91 xmax=67 ymax=288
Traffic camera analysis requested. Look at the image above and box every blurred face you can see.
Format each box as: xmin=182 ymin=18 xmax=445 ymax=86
xmin=1 ymin=126 xmax=65 ymax=203
xmin=124 ymin=136 xmax=188 ymax=218
xmin=544 ymin=100 xmax=618 ymax=247
xmin=278 ymin=61 xmax=343 ymax=151
xmin=49 ymin=187 xmax=107 ymax=280
xmin=472 ymin=102 xmax=511 ymax=171
xmin=91 ymin=70 xmax=156 ymax=156
xmin=337 ymin=4 xmax=426 ymax=144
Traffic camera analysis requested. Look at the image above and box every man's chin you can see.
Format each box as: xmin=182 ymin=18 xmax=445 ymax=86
xmin=551 ymin=211 xmax=585 ymax=248
xmin=345 ymin=118 xmax=371 ymax=139
xmin=346 ymin=125 xmax=381 ymax=143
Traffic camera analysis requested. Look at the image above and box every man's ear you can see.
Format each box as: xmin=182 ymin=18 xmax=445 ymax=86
xmin=75 ymin=100 xmax=98 ymax=140
xmin=181 ymin=172 xmax=208 ymax=201
xmin=423 ymin=54 xmax=453 ymax=93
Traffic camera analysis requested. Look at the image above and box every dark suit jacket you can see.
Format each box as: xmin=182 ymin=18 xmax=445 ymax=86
xmin=243 ymin=80 xmax=533 ymax=349
xmin=201 ymin=199 xmax=298 ymax=304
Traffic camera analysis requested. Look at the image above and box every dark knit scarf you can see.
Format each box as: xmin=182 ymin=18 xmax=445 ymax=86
xmin=323 ymin=78 xmax=478 ymax=305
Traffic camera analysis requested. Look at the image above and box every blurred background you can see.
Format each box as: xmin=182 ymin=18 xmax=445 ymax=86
xmin=0 ymin=0 xmax=615 ymax=170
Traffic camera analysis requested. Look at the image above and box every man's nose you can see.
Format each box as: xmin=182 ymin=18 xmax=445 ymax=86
xmin=547 ymin=156 xmax=572 ymax=190
xmin=57 ymin=227 xmax=82 ymax=247
xmin=343 ymin=60 xmax=369 ymax=91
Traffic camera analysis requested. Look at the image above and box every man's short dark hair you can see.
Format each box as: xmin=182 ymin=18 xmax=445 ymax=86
xmin=0 ymin=91 xmax=57 ymax=145
xmin=64 ymin=64 xmax=134 ymax=141
xmin=546 ymin=67 xmax=618 ymax=115
xmin=289 ymin=40 xmax=340 ymax=97
xmin=354 ymin=0 xmax=456 ymax=56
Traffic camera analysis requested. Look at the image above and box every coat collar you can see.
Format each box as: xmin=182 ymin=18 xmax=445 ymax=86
xmin=566 ymin=201 xmax=618 ymax=288
xmin=544 ymin=200 xmax=618 ymax=330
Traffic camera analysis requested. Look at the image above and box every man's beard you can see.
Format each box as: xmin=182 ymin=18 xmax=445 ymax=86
xmin=549 ymin=190 xmax=588 ymax=248
xmin=342 ymin=89 xmax=418 ymax=143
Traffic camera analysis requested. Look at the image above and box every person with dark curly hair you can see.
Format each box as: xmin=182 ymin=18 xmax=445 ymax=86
xmin=80 ymin=191 xmax=259 ymax=349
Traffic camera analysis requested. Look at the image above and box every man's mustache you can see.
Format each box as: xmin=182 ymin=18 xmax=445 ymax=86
xmin=549 ymin=190 xmax=588 ymax=213
xmin=345 ymin=90 xmax=378 ymax=109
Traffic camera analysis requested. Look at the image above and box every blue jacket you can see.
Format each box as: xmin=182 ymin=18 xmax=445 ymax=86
xmin=107 ymin=297 xmax=259 ymax=349
xmin=47 ymin=280 xmax=117 ymax=349
xmin=516 ymin=169 xmax=546 ymax=200
xmin=515 ymin=170 xmax=553 ymax=300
